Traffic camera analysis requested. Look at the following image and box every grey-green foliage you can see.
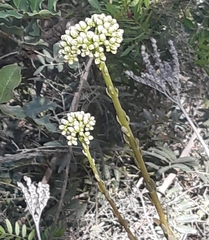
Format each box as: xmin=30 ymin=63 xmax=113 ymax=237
xmin=0 ymin=0 xmax=60 ymax=46
xmin=33 ymin=44 xmax=64 ymax=76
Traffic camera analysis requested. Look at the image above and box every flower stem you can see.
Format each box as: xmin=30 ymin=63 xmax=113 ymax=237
xmin=98 ymin=61 xmax=175 ymax=240
xmin=82 ymin=143 xmax=137 ymax=240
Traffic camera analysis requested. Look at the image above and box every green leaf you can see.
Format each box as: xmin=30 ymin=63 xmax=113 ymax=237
xmin=28 ymin=229 xmax=35 ymax=240
xmin=37 ymin=55 xmax=45 ymax=65
xmin=33 ymin=116 xmax=57 ymax=132
xmin=15 ymin=222 xmax=20 ymax=236
xmin=0 ymin=104 xmax=26 ymax=119
xmin=0 ymin=23 xmax=24 ymax=37
xmin=144 ymin=0 xmax=150 ymax=8
xmin=25 ymin=9 xmax=60 ymax=17
xmin=0 ymin=3 xmax=14 ymax=10
xmin=27 ymin=0 xmax=44 ymax=11
xmin=120 ymin=44 xmax=135 ymax=57
xmin=182 ymin=17 xmax=196 ymax=30
xmin=5 ymin=219 xmax=13 ymax=234
xmin=47 ymin=64 xmax=54 ymax=70
xmin=13 ymin=0 xmax=28 ymax=12
xmin=23 ymin=97 xmax=57 ymax=118
xmin=88 ymin=0 xmax=101 ymax=10
xmin=0 ymin=226 xmax=5 ymax=234
xmin=131 ymin=0 xmax=141 ymax=6
xmin=55 ymin=64 xmax=64 ymax=72
xmin=43 ymin=49 xmax=52 ymax=60
xmin=47 ymin=0 xmax=58 ymax=12
xmin=143 ymin=108 xmax=153 ymax=122
xmin=0 ymin=64 xmax=21 ymax=104
xmin=33 ymin=65 xmax=45 ymax=76
xmin=0 ymin=9 xmax=22 ymax=19
xmin=22 ymin=224 xmax=27 ymax=238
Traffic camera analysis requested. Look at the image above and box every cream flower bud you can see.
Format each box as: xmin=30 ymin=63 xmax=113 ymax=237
xmin=103 ymin=22 xmax=111 ymax=29
xmin=100 ymin=54 xmax=106 ymax=61
xmin=86 ymin=31 xmax=94 ymax=40
xmin=104 ymin=40 xmax=110 ymax=46
xmin=80 ymin=32 xmax=86 ymax=39
xmin=100 ymin=13 xmax=106 ymax=19
xmin=89 ymin=44 xmax=95 ymax=50
xmin=93 ymin=35 xmax=99 ymax=42
xmin=70 ymin=28 xmax=78 ymax=38
xmin=79 ymin=21 xmax=87 ymax=30
xmin=97 ymin=25 xmax=104 ymax=33
xmin=75 ymin=23 xmax=81 ymax=31
xmin=94 ymin=52 xmax=100 ymax=58
xmin=61 ymin=119 xmax=68 ymax=125
xmin=109 ymin=37 xmax=116 ymax=44
xmin=108 ymin=27 xmax=115 ymax=33
xmin=68 ymin=59 xmax=74 ymax=65
xmin=60 ymin=41 xmax=67 ymax=47
xmin=95 ymin=58 xmax=100 ymax=65
xmin=95 ymin=18 xmax=103 ymax=25
xmin=98 ymin=47 xmax=104 ymax=52
xmin=104 ymin=15 xmax=113 ymax=22
xmin=59 ymin=111 xmax=95 ymax=146
xmin=59 ymin=13 xmax=123 ymax=65
xmin=65 ymin=29 xmax=70 ymax=35
xmin=101 ymin=28 xmax=107 ymax=35
xmin=82 ymin=44 xmax=87 ymax=49
xmin=99 ymin=33 xmax=106 ymax=42
xmin=77 ymin=36 xmax=83 ymax=43
xmin=85 ymin=17 xmax=94 ymax=26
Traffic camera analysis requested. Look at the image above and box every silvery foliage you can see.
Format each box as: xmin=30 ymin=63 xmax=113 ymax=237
xmin=125 ymin=38 xmax=181 ymax=104
xmin=125 ymin=38 xmax=209 ymax=158
xmin=17 ymin=176 xmax=50 ymax=240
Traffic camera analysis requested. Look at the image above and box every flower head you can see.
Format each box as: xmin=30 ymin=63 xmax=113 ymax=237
xmin=59 ymin=111 xmax=96 ymax=146
xmin=59 ymin=14 xmax=124 ymax=65
xmin=17 ymin=176 xmax=50 ymax=225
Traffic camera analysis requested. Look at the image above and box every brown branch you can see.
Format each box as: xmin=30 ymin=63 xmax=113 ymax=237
xmin=48 ymin=58 xmax=93 ymax=240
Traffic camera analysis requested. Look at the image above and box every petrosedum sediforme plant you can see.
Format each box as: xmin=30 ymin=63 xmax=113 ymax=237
xmin=59 ymin=14 xmax=176 ymax=240
xmin=59 ymin=13 xmax=123 ymax=65
xmin=59 ymin=111 xmax=138 ymax=240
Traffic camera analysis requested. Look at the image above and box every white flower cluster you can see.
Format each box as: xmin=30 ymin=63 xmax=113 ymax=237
xmin=59 ymin=13 xmax=124 ymax=65
xmin=17 ymin=176 xmax=50 ymax=224
xmin=59 ymin=111 xmax=96 ymax=146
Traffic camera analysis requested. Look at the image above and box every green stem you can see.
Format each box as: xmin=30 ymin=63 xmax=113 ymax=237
xmin=98 ymin=61 xmax=175 ymax=240
xmin=82 ymin=143 xmax=137 ymax=240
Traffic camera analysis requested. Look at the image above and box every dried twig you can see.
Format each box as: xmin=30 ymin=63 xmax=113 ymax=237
xmin=158 ymin=129 xmax=200 ymax=197
xmin=125 ymin=38 xmax=209 ymax=158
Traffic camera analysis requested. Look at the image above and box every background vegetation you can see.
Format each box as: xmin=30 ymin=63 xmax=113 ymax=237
xmin=0 ymin=0 xmax=209 ymax=239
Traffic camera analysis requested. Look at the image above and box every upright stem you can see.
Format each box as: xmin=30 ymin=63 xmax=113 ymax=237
xmin=82 ymin=143 xmax=137 ymax=240
xmin=98 ymin=62 xmax=175 ymax=240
